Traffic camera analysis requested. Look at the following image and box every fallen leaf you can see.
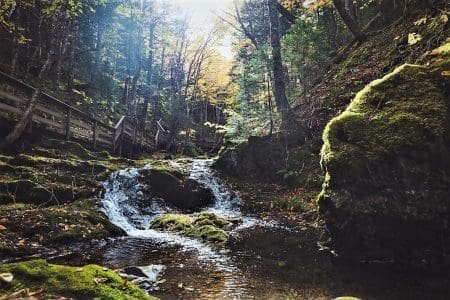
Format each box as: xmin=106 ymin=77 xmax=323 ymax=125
xmin=94 ymin=277 xmax=108 ymax=284
xmin=0 ymin=273 xmax=14 ymax=283
xmin=408 ymin=33 xmax=422 ymax=45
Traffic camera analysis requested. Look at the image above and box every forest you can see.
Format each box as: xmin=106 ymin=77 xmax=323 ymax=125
xmin=0 ymin=0 xmax=448 ymax=299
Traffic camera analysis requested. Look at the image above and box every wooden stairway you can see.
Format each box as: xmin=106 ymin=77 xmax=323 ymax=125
xmin=0 ymin=71 xmax=152 ymax=156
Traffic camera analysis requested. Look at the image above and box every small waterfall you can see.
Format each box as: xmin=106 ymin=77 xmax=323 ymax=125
xmin=98 ymin=158 xmax=291 ymax=298
xmin=100 ymin=161 xmax=235 ymax=270
xmin=189 ymin=159 xmax=242 ymax=218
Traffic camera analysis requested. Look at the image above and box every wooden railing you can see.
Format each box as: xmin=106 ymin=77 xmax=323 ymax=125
xmin=0 ymin=71 xmax=152 ymax=155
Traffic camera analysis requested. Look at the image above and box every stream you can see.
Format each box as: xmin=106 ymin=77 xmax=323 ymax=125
xmin=52 ymin=159 xmax=450 ymax=299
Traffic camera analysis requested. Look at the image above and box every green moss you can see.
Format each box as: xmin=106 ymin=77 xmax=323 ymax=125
xmin=321 ymin=64 xmax=446 ymax=179
xmin=186 ymin=225 xmax=228 ymax=244
xmin=0 ymin=259 xmax=155 ymax=299
xmin=193 ymin=212 xmax=231 ymax=229
xmin=42 ymin=199 xmax=125 ymax=242
xmin=150 ymin=214 xmax=193 ymax=232
xmin=150 ymin=213 xmax=231 ymax=244
xmin=319 ymin=38 xmax=450 ymax=209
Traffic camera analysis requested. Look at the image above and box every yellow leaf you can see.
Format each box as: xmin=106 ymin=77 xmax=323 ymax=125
xmin=408 ymin=33 xmax=422 ymax=45
xmin=413 ymin=17 xmax=427 ymax=26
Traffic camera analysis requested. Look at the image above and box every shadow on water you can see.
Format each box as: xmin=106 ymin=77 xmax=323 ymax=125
xmin=50 ymin=159 xmax=450 ymax=300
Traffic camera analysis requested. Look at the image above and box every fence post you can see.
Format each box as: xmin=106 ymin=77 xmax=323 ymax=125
xmin=119 ymin=118 xmax=125 ymax=156
xmin=26 ymin=89 xmax=35 ymax=134
xmin=92 ymin=120 xmax=97 ymax=150
xmin=130 ymin=119 xmax=137 ymax=157
xmin=112 ymin=127 xmax=117 ymax=155
xmin=65 ymin=107 xmax=72 ymax=141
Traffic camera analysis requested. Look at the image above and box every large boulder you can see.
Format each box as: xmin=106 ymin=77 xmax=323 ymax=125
xmin=319 ymin=42 xmax=450 ymax=265
xmin=214 ymin=133 xmax=316 ymax=184
xmin=140 ymin=168 xmax=214 ymax=211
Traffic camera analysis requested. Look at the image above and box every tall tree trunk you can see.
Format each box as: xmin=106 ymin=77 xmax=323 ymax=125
xmin=267 ymin=0 xmax=297 ymax=132
xmin=128 ymin=22 xmax=143 ymax=115
xmin=10 ymin=5 xmax=21 ymax=76
xmin=94 ymin=7 xmax=105 ymax=79
xmin=56 ymin=28 xmax=70 ymax=86
xmin=138 ymin=23 xmax=155 ymax=142
xmin=333 ymin=0 xmax=364 ymax=40
xmin=67 ymin=24 xmax=77 ymax=95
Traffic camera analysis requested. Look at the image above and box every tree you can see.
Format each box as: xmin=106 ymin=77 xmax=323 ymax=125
xmin=267 ymin=0 xmax=298 ymax=132
xmin=332 ymin=0 xmax=364 ymax=40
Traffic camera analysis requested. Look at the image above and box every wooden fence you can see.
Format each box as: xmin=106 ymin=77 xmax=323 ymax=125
xmin=0 ymin=71 xmax=152 ymax=155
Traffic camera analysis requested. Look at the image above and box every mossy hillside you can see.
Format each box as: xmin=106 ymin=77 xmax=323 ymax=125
xmin=299 ymin=9 xmax=449 ymax=136
xmin=0 ymin=199 xmax=124 ymax=257
xmin=0 ymin=259 xmax=155 ymax=299
xmin=0 ymin=139 xmax=147 ymax=257
xmin=321 ymin=63 xmax=447 ymax=183
xmin=150 ymin=212 xmax=231 ymax=244
xmin=0 ymin=139 xmax=141 ymax=205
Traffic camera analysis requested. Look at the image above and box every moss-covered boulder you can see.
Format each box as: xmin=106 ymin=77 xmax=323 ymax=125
xmin=150 ymin=212 xmax=231 ymax=244
xmin=319 ymin=42 xmax=450 ymax=265
xmin=0 ymin=259 xmax=155 ymax=299
xmin=214 ymin=134 xmax=321 ymax=186
xmin=140 ymin=168 xmax=214 ymax=211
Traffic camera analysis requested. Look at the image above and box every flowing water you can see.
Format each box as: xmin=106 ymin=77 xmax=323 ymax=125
xmin=52 ymin=159 xmax=450 ymax=299
xmin=97 ymin=159 xmax=289 ymax=299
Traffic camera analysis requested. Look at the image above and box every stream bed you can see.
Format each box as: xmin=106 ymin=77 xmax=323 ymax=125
xmin=51 ymin=159 xmax=450 ymax=299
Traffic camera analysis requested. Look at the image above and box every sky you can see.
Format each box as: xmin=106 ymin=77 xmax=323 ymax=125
xmin=171 ymin=0 xmax=235 ymax=58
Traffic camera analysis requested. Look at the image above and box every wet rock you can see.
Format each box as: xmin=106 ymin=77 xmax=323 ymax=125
xmin=123 ymin=266 xmax=149 ymax=278
xmin=319 ymin=43 xmax=450 ymax=265
xmin=140 ymin=168 xmax=214 ymax=211
xmin=121 ymin=265 xmax=166 ymax=292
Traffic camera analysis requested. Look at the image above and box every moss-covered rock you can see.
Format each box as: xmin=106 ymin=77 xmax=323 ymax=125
xmin=0 ymin=259 xmax=155 ymax=299
xmin=150 ymin=213 xmax=193 ymax=232
xmin=214 ymin=134 xmax=321 ymax=187
xmin=318 ymin=42 xmax=450 ymax=265
xmin=150 ymin=212 xmax=231 ymax=245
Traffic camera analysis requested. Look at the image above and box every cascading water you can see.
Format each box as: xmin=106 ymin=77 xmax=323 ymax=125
xmin=101 ymin=162 xmax=233 ymax=269
xmin=99 ymin=158 xmax=289 ymax=298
